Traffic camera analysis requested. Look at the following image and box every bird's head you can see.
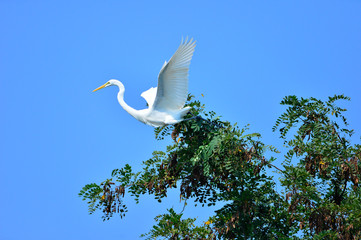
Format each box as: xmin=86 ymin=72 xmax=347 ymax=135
xmin=93 ymin=79 xmax=123 ymax=92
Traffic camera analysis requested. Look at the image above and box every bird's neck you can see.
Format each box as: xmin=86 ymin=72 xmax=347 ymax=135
xmin=116 ymin=86 xmax=139 ymax=119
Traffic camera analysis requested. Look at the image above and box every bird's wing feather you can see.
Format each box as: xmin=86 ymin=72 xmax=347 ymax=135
xmin=141 ymin=87 xmax=157 ymax=108
xmin=152 ymin=38 xmax=196 ymax=111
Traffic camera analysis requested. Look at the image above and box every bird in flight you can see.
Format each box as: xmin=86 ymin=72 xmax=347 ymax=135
xmin=93 ymin=38 xmax=196 ymax=127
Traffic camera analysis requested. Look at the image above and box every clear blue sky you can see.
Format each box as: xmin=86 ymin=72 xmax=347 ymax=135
xmin=1 ymin=1 xmax=361 ymax=239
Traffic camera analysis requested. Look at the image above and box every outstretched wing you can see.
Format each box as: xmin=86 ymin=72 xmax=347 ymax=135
xmin=141 ymin=87 xmax=157 ymax=108
xmin=152 ymin=38 xmax=196 ymax=111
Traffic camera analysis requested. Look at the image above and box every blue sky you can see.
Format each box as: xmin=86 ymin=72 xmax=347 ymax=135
xmin=1 ymin=1 xmax=361 ymax=239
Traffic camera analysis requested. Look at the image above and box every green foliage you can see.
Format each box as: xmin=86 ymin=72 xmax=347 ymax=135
xmin=79 ymin=94 xmax=361 ymax=239
xmin=273 ymin=94 xmax=361 ymax=239
xmin=140 ymin=208 xmax=215 ymax=240
xmin=78 ymin=183 xmax=102 ymax=214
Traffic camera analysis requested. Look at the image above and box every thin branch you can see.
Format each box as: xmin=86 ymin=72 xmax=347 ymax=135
xmin=263 ymin=157 xmax=285 ymax=173
xmin=180 ymin=199 xmax=188 ymax=214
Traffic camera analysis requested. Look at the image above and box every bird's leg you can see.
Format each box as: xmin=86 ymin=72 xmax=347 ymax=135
xmin=183 ymin=115 xmax=201 ymax=121
xmin=183 ymin=113 xmax=223 ymax=128
xmin=183 ymin=111 xmax=203 ymax=121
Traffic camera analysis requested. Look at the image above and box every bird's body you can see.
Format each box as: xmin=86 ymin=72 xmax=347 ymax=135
xmin=93 ymin=38 xmax=196 ymax=127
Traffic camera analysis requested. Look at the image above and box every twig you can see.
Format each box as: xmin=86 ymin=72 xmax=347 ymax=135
xmin=262 ymin=157 xmax=285 ymax=173
xmin=180 ymin=199 xmax=187 ymax=214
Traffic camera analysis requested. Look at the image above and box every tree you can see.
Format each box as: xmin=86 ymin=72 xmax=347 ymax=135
xmin=273 ymin=95 xmax=361 ymax=239
xmin=79 ymin=95 xmax=361 ymax=239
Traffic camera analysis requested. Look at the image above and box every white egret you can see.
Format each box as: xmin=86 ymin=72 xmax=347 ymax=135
xmin=93 ymin=38 xmax=196 ymax=127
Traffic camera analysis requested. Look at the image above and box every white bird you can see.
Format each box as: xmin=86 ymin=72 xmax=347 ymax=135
xmin=93 ymin=38 xmax=196 ymax=127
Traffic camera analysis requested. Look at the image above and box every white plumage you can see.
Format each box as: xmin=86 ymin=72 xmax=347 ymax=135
xmin=93 ymin=38 xmax=196 ymax=127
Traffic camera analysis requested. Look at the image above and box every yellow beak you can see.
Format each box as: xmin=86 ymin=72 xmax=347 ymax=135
xmin=93 ymin=83 xmax=108 ymax=92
